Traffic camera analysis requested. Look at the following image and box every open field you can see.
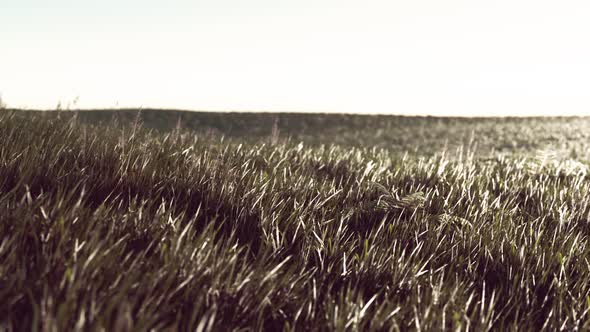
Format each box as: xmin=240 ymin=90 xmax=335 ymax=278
xmin=2 ymin=109 xmax=590 ymax=330
xmin=52 ymin=109 xmax=590 ymax=158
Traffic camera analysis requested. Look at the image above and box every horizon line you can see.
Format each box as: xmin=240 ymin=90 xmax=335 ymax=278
xmin=5 ymin=107 xmax=590 ymax=119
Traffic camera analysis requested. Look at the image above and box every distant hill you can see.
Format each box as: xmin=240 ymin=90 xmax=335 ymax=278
xmin=7 ymin=108 xmax=590 ymax=158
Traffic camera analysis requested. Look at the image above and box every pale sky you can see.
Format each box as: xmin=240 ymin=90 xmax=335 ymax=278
xmin=2 ymin=0 xmax=590 ymax=116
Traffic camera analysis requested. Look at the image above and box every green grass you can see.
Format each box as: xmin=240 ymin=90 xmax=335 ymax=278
xmin=2 ymin=110 xmax=590 ymax=330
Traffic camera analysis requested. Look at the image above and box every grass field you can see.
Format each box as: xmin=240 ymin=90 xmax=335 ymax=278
xmin=2 ymin=109 xmax=590 ymax=330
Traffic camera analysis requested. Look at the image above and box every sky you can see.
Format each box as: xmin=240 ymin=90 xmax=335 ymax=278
xmin=2 ymin=0 xmax=590 ymax=116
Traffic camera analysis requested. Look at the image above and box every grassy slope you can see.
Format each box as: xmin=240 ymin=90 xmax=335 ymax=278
xmin=2 ymin=110 xmax=590 ymax=330
xmin=19 ymin=108 xmax=590 ymax=156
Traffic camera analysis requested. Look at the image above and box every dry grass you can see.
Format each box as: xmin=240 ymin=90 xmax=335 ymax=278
xmin=1 ymin=110 xmax=590 ymax=330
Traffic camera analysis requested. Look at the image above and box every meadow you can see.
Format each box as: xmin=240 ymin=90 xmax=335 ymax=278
xmin=2 ymin=109 xmax=590 ymax=330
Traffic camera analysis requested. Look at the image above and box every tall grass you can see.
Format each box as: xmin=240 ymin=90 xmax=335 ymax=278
xmin=1 ymin=110 xmax=590 ymax=330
